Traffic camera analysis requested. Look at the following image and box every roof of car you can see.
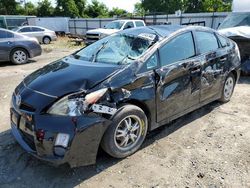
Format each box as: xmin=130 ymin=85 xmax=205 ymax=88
xmin=112 ymin=19 xmax=144 ymax=22
xmin=121 ymin=25 xmax=216 ymax=41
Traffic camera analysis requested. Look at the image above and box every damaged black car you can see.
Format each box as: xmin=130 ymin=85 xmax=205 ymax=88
xmin=11 ymin=25 xmax=241 ymax=167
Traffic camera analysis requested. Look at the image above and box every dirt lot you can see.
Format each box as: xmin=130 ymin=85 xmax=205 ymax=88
xmin=0 ymin=39 xmax=250 ymax=188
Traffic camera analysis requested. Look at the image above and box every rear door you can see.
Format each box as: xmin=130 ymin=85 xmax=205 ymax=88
xmin=194 ymin=31 xmax=226 ymax=102
xmin=155 ymin=31 xmax=201 ymax=123
xmin=30 ymin=27 xmax=45 ymax=42
xmin=0 ymin=30 xmax=15 ymax=61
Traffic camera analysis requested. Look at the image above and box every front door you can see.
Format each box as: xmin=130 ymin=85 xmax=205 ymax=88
xmin=155 ymin=31 xmax=201 ymax=123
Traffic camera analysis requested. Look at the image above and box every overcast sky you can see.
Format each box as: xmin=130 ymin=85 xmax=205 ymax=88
xmin=28 ymin=0 xmax=140 ymax=12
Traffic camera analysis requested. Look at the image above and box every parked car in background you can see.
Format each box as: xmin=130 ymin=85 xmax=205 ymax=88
xmin=27 ymin=17 xmax=70 ymax=36
xmin=10 ymin=25 xmax=241 ymax=167
xmin=12 ymin=26 xmax=57 ymax=44
xmin=218 ymin=0 xmax=250 ymax=75
xmin=85 ymin=19 xmax=146 ymax=45
xmin=0 ymin=28 xmax=42 ymax=65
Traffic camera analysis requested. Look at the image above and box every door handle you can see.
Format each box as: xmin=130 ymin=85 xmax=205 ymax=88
xmin=7 ymin=41 xmax=12 ymax=45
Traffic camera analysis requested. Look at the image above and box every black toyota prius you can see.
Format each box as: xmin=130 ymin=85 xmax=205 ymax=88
xmin=11 ymin=25 xmax=241 ymax=167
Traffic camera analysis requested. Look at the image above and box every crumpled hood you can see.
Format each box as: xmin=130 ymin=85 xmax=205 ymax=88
xmin=218 ymin=26 xmax=250 ymax=39
xmin=23 ymin=57 xmax=120 ymax=97
xmin=87 ymin=28 xmax=120 ymax=35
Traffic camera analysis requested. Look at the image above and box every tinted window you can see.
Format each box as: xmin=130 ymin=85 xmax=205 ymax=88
xmin=123 ymin=22 xmax=134 ymax=29
xmin=0 ymin=30 xmax=7 ymax=39
xmin=218 ymin=35 xmax=229 ymax=48
xmin=31 ymin=27 xmax=44 ymax=32
xmin=196 ymin=32 xmax=219 ymax=54
xmin=159 ymin=32 xmax=195 ymax=66
xmin=135 ymin=21 xmax=144 ymax=27
xmin=20 ymin=27 xmax=31 ymax=32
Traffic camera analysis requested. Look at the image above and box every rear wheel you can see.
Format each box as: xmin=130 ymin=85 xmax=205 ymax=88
xmin=43 ymin=36 xmax=51 ymax=44
xmin=10 ymin=48 xmax=28 ymax=65
xmin=219 ymin=73 xmax=236 ymax=102
xmin=101 ymin=104 xmax=148 ymax=158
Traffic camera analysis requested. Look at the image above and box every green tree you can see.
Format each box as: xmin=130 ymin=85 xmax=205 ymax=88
xmin=74 ymin=0 xmax=86 ymax=17
xmin=37 ymin=0 xmax=54 ymax=17
xmin=55 ymin=0 xmax=79 ymax=18
xmin=0 ymin=0 xmax=18 ymax=15
xmin=109 ymin=7 xmax=127 ymax=17
xmin=85 ymin=0 xmax=109 ymax=18
xmin=134 ymin=2 xmax=146 ymax=16
xmin=141 ymin=0 xmax=183 ymax=14
xmin=203 ymin=0 xmax=232 ymax=12
xmin=25 ymin=2 xmax=38 ymax=15
xmin=183 ymin=0 xmax=205 ymax=13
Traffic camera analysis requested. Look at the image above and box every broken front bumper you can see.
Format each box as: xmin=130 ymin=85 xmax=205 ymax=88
xmin=10 ymin=106 xmax=111 ymax=168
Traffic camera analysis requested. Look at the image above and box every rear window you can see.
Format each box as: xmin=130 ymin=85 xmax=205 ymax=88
xmin=196 ymin=31 xmax=219 ymax=54
xmin=135 ymin=21 xmax=145 ymax=27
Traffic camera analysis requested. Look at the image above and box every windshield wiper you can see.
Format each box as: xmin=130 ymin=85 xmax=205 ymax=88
xmin=91 ymin=41 xmax=108 ymax=63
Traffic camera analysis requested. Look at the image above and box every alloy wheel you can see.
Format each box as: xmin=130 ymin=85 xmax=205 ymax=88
xmin=114 ymin=115 xmax=143 ymax=151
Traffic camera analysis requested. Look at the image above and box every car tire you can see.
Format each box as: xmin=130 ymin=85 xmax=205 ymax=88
xmin=219 ymin=73 xmax=236 ymax=103
xmin=43 ymin=36 xmax=51 ymax=44
xmin=10 ymin=48 xmax=29 ymax=65
xmin=101 ymin=104 xmax=148 ymax=158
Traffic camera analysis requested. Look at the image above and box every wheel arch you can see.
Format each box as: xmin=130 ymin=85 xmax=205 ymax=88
xmin=230 ymin=69 xmax=238 ymax=82
xmin=118 ymin=99 xmax=152 ymax=131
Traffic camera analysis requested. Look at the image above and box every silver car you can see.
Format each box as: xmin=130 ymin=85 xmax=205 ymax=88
xmin=12 ymin=26 xmax=57 ymax=44
xmin=0 ymin=28 xmax=42 ymax=64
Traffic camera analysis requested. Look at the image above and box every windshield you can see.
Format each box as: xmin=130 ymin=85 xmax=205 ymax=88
xmin=219 ymin=12 xmax=250 ymax=29
xmin=75 ymin=33 xmax=153 ymax=65
xmin=105 ymin=21 xmax=125 ymax=29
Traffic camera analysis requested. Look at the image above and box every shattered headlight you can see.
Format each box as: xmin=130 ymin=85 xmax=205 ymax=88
xmin=47 ymin=88 xmax=108 ymax=116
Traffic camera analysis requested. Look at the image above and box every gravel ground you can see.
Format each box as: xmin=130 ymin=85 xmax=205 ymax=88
xmin=0 ymin=43 xmax=249 ymax=188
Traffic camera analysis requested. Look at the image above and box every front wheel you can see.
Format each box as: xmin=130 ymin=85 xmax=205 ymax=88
xmin=219 ymin=73 xmax=236 ymax=103
xmin=101 ymin=104 xmax=148 ymax=158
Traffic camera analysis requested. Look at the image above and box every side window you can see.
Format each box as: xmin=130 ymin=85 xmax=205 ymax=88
xmin=0 ymin=30 xmax=7 ymax=39
xmin=147 ymin=53 xmax=158 ymax=70
xmin=6 ymin=31 xmax=14 ymax=38
xmin=217 ymin=35 xmax=229 ymax=48
xmin=20 ymin=27 xmax=31 ymax=32
xmin=196 ymin=31 xmax=219 ymax=54
xmin=135 ymin=21 xmax=145 ymax=27
xmin=32 ymin=27 xmax=44 ymax=32
xmin=159 ymin=32 xmax=195 ymax=66
xmin=123 ymin=22 xmax=134 ymax=29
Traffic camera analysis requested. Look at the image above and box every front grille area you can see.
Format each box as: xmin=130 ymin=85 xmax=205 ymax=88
xmin=86 ymin=33 xmax=100 ymax=40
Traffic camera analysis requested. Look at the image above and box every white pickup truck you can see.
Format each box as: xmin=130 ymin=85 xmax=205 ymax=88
xmin=85 ymin=19 xmax=146 ymax=45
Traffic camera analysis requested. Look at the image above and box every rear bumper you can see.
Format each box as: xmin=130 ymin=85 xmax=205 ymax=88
xmin=29 ymin=45 xmax=42 ymax=58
